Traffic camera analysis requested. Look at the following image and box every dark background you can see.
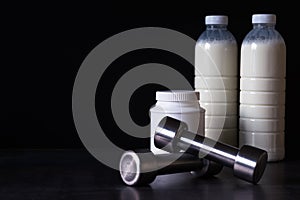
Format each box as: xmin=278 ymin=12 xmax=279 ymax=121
xmin=1 ymin=2 xmax=299 ymax=159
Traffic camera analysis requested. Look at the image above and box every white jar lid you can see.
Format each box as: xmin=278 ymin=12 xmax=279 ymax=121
xmin=205 ymin=15 xmax=228 ymax=25
xmin=252 ymin=14 xmax=276 ymax=24
xmin=156 ymin=90 xmax=199 ymax=102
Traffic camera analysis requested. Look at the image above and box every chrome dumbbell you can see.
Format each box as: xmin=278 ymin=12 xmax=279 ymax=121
xmin=119 ymin=149 xmax=222 ymax=186
xmin=154 ymin=116 xmax=268 ymax=184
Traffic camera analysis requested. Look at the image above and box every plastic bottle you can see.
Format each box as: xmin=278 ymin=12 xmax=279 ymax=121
xmin=195 ymin=15 xmax=238 ymax=146
xmin=239 ymin=14 xmax=286 ymax=161
xmin=150 ymin=90 xmax=205 ymax=154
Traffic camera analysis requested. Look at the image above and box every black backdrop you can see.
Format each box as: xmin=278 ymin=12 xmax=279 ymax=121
xmin=1 ymin=2 xmax=299 ymax=160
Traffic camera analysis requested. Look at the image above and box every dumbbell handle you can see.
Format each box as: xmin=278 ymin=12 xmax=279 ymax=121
xmin=154 ymin=116 xmax=268 ymax=184
xmin=153 ymin=153 xmax=207 ymax=175
xmin=174 ymin=130 xmax=238 ymax=168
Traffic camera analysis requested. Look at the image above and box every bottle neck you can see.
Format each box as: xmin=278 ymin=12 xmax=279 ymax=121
xmin=206 ymin=24 xmax=227 ymax=30
xmin=253 ymin=23 xmax=275 ymax=29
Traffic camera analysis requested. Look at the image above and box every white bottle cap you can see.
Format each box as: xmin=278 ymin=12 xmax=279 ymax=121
xmin=205 ymin=15 xmax=228 ymax=25
xmin=252 ymin=14 xmax=276 ymax=24
xmin=156 ymin=90 xmax=199 ymax=102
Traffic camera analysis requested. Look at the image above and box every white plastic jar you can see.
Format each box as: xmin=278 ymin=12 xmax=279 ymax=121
xmin=150 ymin=90 xmax=205 ymax=154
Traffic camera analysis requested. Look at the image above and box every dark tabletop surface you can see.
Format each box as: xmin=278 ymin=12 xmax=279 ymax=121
xmin=0 ymin=149 xmax=299 ymax=200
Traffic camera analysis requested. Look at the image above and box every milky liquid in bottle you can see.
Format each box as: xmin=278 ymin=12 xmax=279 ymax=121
xmin=239 ymin=14 xmax=286 ymax=161
xmin=195 ymin=15 xmax=238 ymax=146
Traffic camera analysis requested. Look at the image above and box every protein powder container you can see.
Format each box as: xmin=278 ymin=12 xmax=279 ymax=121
xmin=150 ymin=90 xmax=205 ymax=154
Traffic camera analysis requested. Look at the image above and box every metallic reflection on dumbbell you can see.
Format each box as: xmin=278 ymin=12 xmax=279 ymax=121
xmin=119 ymin=150 xmax=223 ymax=186
xmin=154 ymin=116 xmax=268 ymax=184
